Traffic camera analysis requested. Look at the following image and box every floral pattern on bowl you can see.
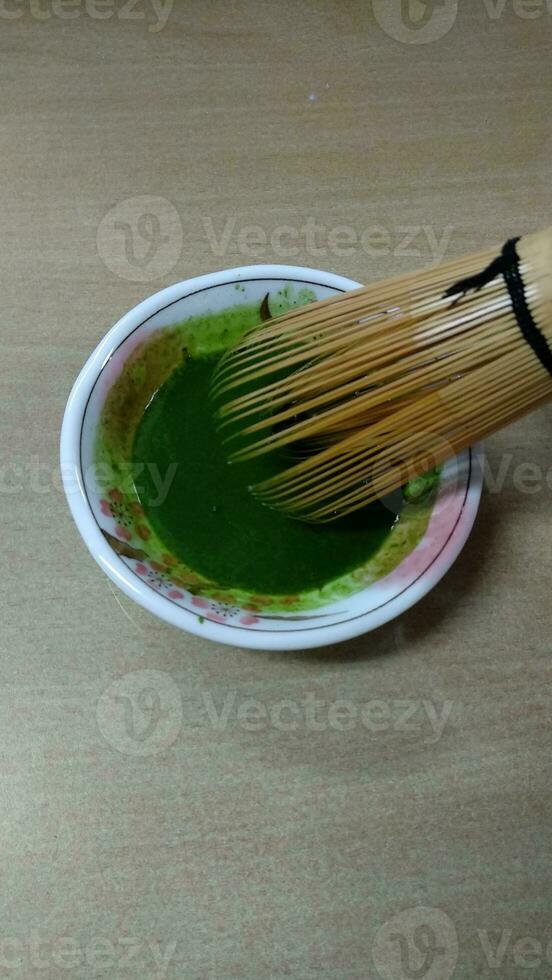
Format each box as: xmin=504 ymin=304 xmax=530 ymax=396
xmin=61 ymin=265 xmax=483 ymax=650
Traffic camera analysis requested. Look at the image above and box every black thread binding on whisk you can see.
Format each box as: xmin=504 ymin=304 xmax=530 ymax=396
xmin=444 ymin=237 xmax=552 ymax=377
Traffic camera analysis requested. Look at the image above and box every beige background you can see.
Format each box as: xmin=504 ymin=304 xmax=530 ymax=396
xmin=2 ymin=2 xmax=552 ymax=978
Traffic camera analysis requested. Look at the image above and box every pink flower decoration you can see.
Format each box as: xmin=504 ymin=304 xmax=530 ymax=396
xmin=168 ymin=590 xmax=184 ymax=600
xmin=99 ymin=499 xmax=112 ymax=516
xmin=135 ymin=564 xmax=147 ymax=575
xmin=115 ymin=525 xmax=131 ymax=541
xmin=207 ymin=613 xmax=226 ymax=624
xmin=239 ymin=615 xmax=259 ymax=626
xmin=191 ymin=596 xmax=209 ymax=609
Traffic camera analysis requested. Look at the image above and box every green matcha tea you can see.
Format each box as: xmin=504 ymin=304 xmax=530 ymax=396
xmin=132 ymin=353 xmax=398 ymax=595
xmin=95 ymin=292 xmax=437 ymax=612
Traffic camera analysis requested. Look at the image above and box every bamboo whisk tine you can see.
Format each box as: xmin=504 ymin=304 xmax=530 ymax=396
xmin=212 ymin=229 xmax=552 ymax=521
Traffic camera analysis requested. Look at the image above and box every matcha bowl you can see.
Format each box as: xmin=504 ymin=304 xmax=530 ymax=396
xmin=60 ymin=266 xmax=483 ymax=651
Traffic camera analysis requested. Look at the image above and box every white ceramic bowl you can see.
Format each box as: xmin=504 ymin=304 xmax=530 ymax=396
xmin=60 ymin=265 xmax=483 ymax=651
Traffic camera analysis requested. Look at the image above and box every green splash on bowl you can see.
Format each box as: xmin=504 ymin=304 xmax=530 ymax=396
xmin=94 ymin=289 xmax=437 ymax=612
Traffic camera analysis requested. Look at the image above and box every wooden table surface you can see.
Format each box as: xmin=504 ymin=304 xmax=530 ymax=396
xmin=2 ymin=3 xmax=552 ymax=978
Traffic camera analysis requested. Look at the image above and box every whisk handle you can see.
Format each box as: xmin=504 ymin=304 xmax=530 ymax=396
xmin=518 ymin=227 xmax=552 ymax=342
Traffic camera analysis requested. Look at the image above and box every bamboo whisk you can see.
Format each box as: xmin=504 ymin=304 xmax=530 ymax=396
xmin=212 ymin=229 xmax=552 ymax=521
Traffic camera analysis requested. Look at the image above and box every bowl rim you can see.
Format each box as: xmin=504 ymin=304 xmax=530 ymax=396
xmin=60 ymin=264 xmax=483 ymax=651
